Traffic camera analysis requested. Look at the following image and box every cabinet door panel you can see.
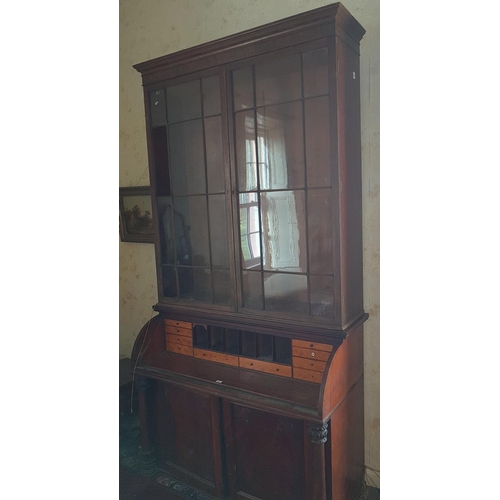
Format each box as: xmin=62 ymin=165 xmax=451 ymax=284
xmin=155 ymin=383 xmax=223 ymax=496
xmin=223 ymin=402 xmax=306 ymax=500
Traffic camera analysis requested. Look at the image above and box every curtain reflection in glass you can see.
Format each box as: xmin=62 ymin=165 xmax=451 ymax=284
xmin=261 ymin=191 xmax=306 ymax=273
xmin=256 ymin=102 xmax=304 ymax=190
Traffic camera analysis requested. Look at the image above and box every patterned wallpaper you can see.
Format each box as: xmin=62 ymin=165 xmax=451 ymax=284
xmin=119 ymin=0 xmax=379 ymax=479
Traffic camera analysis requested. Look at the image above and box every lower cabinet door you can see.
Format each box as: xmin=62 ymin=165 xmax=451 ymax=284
xmin=222 ymin=401 xmax=307 ymax=500
xmin=155 ymin=382 xmax=225 ymax=498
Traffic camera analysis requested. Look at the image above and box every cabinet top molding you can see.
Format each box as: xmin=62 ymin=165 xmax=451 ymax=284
xmin=133 ymin=2 xmax=365 ymax=83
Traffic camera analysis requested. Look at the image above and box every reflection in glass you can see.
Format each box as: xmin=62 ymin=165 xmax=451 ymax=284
xmin=233 ymin=66 xmax=254 ymax=110
xmin=310 ymin=275 xmax=334 ymax=317
xmin=256 ymin=102 xmax=304 ymax=190
xmin=169 ymin=120 xmax=206 ymax=195
xmin=202 ymin=75 xmax=221 ymax=116
xmin=205 ymin=116 xmax=225 ymax=193
xmin=260 ymin=191 xmax=306 ymax=273
xmin=305 ymin=96 xmax=330 ymax=187
xmin=235 ymin=111 xmax=257 ymax=191
xmin=174 ymin=196 xmax=210 ymax=266
xmin=209 ymin=195 xmax=229 ymax=268
xmin=307 ymin=189 xmax=334 ymax=275
xmin=166 ymin=80 xmax=201 ymax=123
xmin=239 ymin=192 xmax=261 ymax=269
xmin=162 ymin=266 xmax=177 ymax=298
xmin=255 ymin=54 xmax=302 ymax=106
xmin=242 ymin=271 xmax=263 ymax=310
xmin=263 ymin=272 xmax=308 ymax=315
xmin=179 ymin=267 xmax=212 ymax=302
xmin=213 ymin=270 xmax=231 ymax=306
xmin=303 ymin=48 xmax=329 ymax=98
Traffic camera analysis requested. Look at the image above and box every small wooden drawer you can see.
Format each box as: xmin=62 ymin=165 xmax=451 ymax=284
xmin=293 ymin=367 xmax=324 ymax=384
xmin=165 ymin=325 xmax=192 ymax=337
xmin=164 ymin=319 xmax=192 ymax=330
xmin=292 ymin=346 xmax=331 ymax=362
xmin=292 ymin=357 xmax=327 ymax=373
xmin=166 ymin=333 xmax=193 ymax=346
xmin=239 ymin=358 xmax=292 ymax=378
xmin=292 ymin=340 xmax=333 ymax=352
xmin=166 ymin=342 xmax=193 ymax=356
xmin=193 ymin=349 xmax=239 ymax=367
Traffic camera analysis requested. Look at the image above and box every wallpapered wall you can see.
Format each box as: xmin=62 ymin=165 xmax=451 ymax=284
xmin=119 ymin=0 xmax=379 ymax=480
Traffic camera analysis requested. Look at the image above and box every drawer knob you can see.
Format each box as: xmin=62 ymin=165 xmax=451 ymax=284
xmin=311 ymin=352 xmax=316 ymax=357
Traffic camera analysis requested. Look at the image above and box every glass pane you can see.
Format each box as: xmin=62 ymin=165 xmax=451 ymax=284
xmin=179 ymin=267 xmax=212 ymax=302
xmin=204 ymin=116 xmax=225 ymax=193
xmin=305 ymin=96 xmax=330 ymax=188
xmin=157 ymin=197 xmax=175 ymax=265
xmin=202 ymin=75 xmax=221 ymax=116
xmin=239 ymin=193 xmax=261 ymax=270
xmin=150 ymin=89 xmax=166 ymax=127
xmin=257 ymin=102 xmax=304 ymax=190
xmin=166 ymin=80 xmax=201 ymax=123
xmin=261 ymin=191 xmax=307 ymax=272
xmin=242 ymin=271 xmax=263 ymax=310
xmin=307 ymin=189 xmax=334 ymax=275
xmin=263 ymin=272 xmax=308 ymax=315
xmin=239 ymin=192 xmax=258 ymax=204
xmin=233 ymin=66 xmax=254 ymax=111
xmin=209 ymin=195 xmax=229 ymax=268
xmin=248 ymin=206 xmax=259 ymax=232
xmin=151 ymin=127 xmax=170 ymax=196
xmin=161 ymin=266 xmax=177 ymax=297
xmin=235 ymin=111 xmax=257 ymax=191
xmin=174 ymin=196 xmax=210 ymax=267
xmin=213 ymin=269 xmax=231 ymax=306
xmin=169 ymin=120 xmax=206 ymax=195
xmin=310 ymin=275 xmax=334 ymax=317
xmin=303 ymin=48 xmax=328 ymax=98
xmin=255 ymin=54 xmax=301 ymax=106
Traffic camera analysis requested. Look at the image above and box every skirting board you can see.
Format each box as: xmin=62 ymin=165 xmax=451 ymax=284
xmin=365 ymin=467 xmax=380 ymax=489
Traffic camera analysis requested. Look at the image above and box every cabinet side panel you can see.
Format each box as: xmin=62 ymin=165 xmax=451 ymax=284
xmin=322 ymin=324 xmax=363 ymax=419
xmin=329 ymin=377 xmax=364 ymax=500
xmin=335 ymin=34 xmax=364 ymax=327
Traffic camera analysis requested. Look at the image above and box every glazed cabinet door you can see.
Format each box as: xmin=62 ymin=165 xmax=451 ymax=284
xmin=154 ymin=382 xmax=225 ymax=498
xmin=147 ymin=70 xmax=234 ymax=309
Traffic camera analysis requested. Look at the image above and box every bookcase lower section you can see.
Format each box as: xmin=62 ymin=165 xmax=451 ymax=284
xmin=132 ymin=315 xmax=365 ymax=500
xmin=134 ymin=374 xmax=364 ymax=500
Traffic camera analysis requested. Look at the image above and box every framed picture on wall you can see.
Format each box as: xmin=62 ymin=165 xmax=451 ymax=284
xmin=119 ymin=186 xmax=154 ymax=243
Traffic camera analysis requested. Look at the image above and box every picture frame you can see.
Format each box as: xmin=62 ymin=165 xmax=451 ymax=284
xmin=119 ymin=186 xmax=154 ymax=243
